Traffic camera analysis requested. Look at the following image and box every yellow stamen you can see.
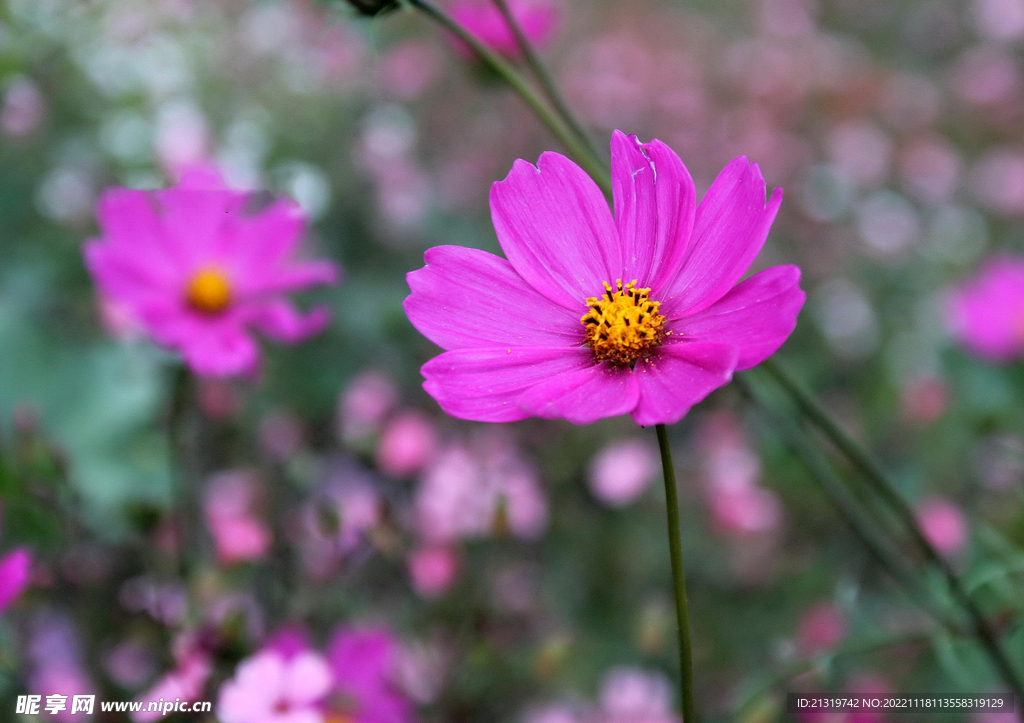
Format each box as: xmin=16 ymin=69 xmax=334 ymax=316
xmin=581 ymin=279 xmax=666 ymax=366
xmin=186 ymin=267 xmax=232 ymax=314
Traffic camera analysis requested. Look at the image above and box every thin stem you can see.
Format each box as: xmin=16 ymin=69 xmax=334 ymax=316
xmin=167 ymin=365 xmax=195 ymax=581
xmin=489 ymin=0 xmax=607 ymax=168
xmin=409 ymin=0 xmax=612 ymax=197
xmin=655 ymin=424 xmax=697 ymax=723
xmin=733 ymin=631 xmax=931 ymax=720
xmin=761 ymin=358 xmax=1024 ymax=700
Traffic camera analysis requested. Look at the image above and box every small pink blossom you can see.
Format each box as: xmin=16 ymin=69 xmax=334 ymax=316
xmin=217 ymin=649 xmax=333 ymax=723
xmin=448 ymin=0 xmax=559 ymax=60
xmin=796 ymin=602 xmax=847 ymax=655
xmin=84 ymin=170 xmax=339 ymax=377
xmin=408 ymin=545 xmax=460 ymax=598
xmin=946 ymin=257 xmax=1024 ymax=362
xmin=917 ymin=497 xmax=969 ymax=556
xmin=405 ymin=132 xmax=803 ymax=426
xmin=588 ymin=438 xmax=659 ymax=507
xmin=204 ymin=471 xmax=271 ymax=565
xmin=0 ymin=547 xmax=31 ymax=614
xmin=132 ymin=653 xmax=212 ymax=722
xmin=1 ymin=77 xmax=45 ymax=138
xmin=338 ymin=371 xmax=399 ymax=442
xmin=598 ymin=667 xmax=679 ymax=723
xmin=376 ymin=411 xmax=439 ymax=477
xmin=709 ymin=484 xmax=782 ymax=535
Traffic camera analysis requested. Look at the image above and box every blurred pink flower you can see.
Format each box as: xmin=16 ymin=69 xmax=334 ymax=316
xmin=900 ymin=375 xmax=950 ymax=424
xmin=327 ymin=626 xmax=415 ymax=723
xmin=84 ymin=172 xmax=339 ymax=377
xmin=1 ymin=77 xmax=45 ymax=138
xmin=376 ymin=411 xmax=440 ymax=477
xmin=796 ymin=602 xmax=847 ymax=655
xmin=377 ymin=42 xmax=442 ymax=100
xmin=588 ymin=438 xmax=658 ymax=507
xmin=598 ymin=667 xmax=679 ymax=723
xmin=917 ymin=497 xmax=968 ymax=556
xmin=974 ymin=0 xmax=1024 ymax=42
xmin=946 ymin=257 xmax=1024 ymax=362
xmin=0 ymin=547 xmax=31 ymax=614
xmin=408 ymin=545 xmax=460 ymax=598
xmin=218 ymin=649 xmax=333 ymax=723
xmin=415 ymin=438 xmax=548 ymax=542
xmin=338 ymin=371 xmax=399 ymax=442
xmin=970 ymin=151 xmax=1024 ymax=215
xmin=448 ymin=0 xmax=559 ymax=60
xmin=405 ymin=132 xmax=803 ymax=425
xmin=133 ymin=653 xmax=212 ymax=722
xmin=204 ymin=471 xmax=271 ymax=565
xmin=709 ymin=485 xmax=782 ymax=535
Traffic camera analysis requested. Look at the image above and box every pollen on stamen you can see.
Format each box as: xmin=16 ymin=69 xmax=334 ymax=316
xmin=186 ymin=267 xmax=233 ymax=314
xmin=580 ymin=279 xmax=666 ymax=366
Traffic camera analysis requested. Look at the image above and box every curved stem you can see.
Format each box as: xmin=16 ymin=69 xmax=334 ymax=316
xmin=489 ymin=0 xmax=607 ymax=168
xmin=656 ymin=424 xmax=697 ymax=723
xmin=761 ymin=358 xmax=1024 ymax=700
xmin=409 ymin=0 xmax=612 ymax=197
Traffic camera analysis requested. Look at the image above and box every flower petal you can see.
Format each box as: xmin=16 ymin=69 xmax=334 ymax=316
xmin=516 ymin=361 xmax=640 ymax=424
xmin=249 ymin=300 xmax=331 ymax=344
xmin=154 ymin=188 xmax=248 ymax=265
xmin=95 ymin=188 xmax=192 ymax=272
xmin=180 ymin=325 xmax=260 ymax=378
xmin=671 ymin=265 xmax=805 ymax=370
xmin=421 ymin=347 xmax=591 ymax=423
xmin=404 ymin=245 xmax=582 ymax=350
xmin=490 ymin=152 xmax=620 ymax=311
xmin=228 ymin=199 xmax=308 ymax=273
xmin=659 ymin=157 xmax=783 ymax=317
xmin=237 ymin=260 xmax=341 ymax=295
xmin=282 ymin=652 xmax=332 ymax=706
xmin=610 ymin=131 xmax=696 ymax=291
xmin=0 ymin=548 xmax=30 ymax=613
xmin=630 ymin=342 xmax=738 ymax=426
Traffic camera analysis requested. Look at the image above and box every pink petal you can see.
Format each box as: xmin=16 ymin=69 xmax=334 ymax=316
xmin=404 ymin=245 xmax=582 ymax=350
xmin=83 ymin=242 xmax=181 ymax=305
xmin=238 ymin=260 xmax=340 ymax=295
xmin=490 ymin=153 xmax=620 ymax=311
xmin=658 ymin=157 xmax=783 ymax=316
xmin=631 ymin=343 xmax=738 ymax=426
xmin=95 ymin=188 xmax=192 ymax=272
xmin=421 ymin=346 xmax=592 ymax=422
xmin=249 ymin=301 xmax=331 ymax=344
xmin=611 ymin=131 xmax=696 ymax=291
xmin=282 ymin=652 xmax=332 ymax=706
xmin=671 ymin=265 xmax=805 ymax=370
xmin=517 ymin=361 xmax=640 ymax=424
xmin=0 ymin=548 xmax=30 ymax=613
xmin=154 ymin=188 xmax=248 ymax=263
xmin=180 ymin=326 xmax=260 ymax=378
xmin=228 ymin=200 xmax=307 ymax=273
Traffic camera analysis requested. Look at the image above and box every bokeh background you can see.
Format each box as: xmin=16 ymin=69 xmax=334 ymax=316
xmin=1 ymin=0 xmax=1024 ymax=720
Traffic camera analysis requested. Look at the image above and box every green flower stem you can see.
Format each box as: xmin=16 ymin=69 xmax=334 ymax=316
xmin=760 ymin=358 xmax=1024 ymax=701
xmin=656 ymin=424 xmax=697 ymax=723
xmin=409 ymin=0 xmax=612 ymax=197
xmin=734 ymin=375 xmax=960 ymax=631
xmin=488 ymin=0 xmax=607 ymax=169
xmin=733 ymin=631 xmax=931 ymax=720
xmin=167 ymin=365 xmax=198 ymax=582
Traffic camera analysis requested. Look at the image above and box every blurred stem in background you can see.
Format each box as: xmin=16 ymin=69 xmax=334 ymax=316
xmin=656 ymin=424 xmax=697 ymax=723
xmin=488 ymin=0 xmax=607 ymax=168
xmin=167 ymin=366 xmax=201 ymax=589
xmin=758 ymin=359 xmax=1024 ymax=701
xmin=406 ymin=0 xmax=612 ymax=197
xmin=408 ymin=0 xmax=1024 ymax=702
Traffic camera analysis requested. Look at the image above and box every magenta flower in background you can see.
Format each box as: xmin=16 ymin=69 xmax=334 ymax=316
xmin=84 ymin=171 xmax=340 ymax=377
xmin=448 ymin=0 xmax=559 ymax=60
xmin=405 ymin=131 xmax=805 ymax=425
xmin=0 ymin=547 xmax=30 ymax=614
xmin=916 ymin=496 xmax=969 ymax=557
xmin=946 ymin=256 xmax=1024 ymax=362
xmin=328 ymin=626 xmax=415 ymax=723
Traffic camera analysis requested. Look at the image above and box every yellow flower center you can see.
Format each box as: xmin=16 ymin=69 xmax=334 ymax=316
xmin=581 ymin=279 xmax=666 ymax=366
xmin=186 ymin=267 xmax=232 ymax=314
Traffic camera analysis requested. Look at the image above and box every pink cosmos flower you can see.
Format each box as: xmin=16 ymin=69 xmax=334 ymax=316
xmin=84 ymin=173 xmax=340 ymax=377
xmin=946 ymin=257 xmax=1024 ymax=362
xmin=327 ymin=626 xmax=415 ymax=723
xmin=405 ymin=131 xmax=804 ymax=426
xmin=217 ymin=649 xmax=333 ymax=723
xmin=0 ymin=547 xmax=31 ymax=614
xmin=588 ymin=438 xmax=658 ymax=507
xmin=916 ymin=497 xmax=968 ymax=557
xmin=448 ymin=0 xmax=559 ymax=60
